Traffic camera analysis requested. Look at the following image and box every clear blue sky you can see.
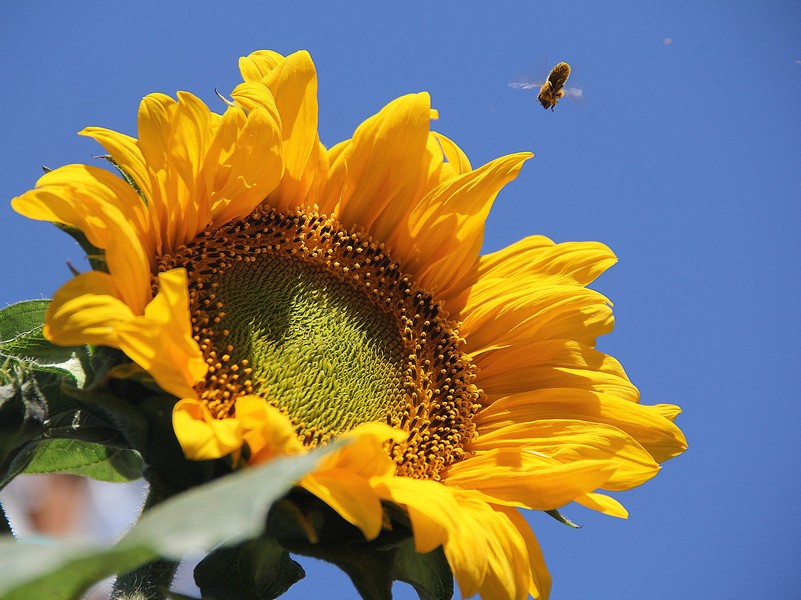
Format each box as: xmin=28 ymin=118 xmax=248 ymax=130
xmin=2 ymin=2 xmax=800 ymax=599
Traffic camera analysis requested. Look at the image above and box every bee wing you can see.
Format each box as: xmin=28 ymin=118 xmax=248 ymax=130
xmin=564 ymin=87 xmax=584 ymax=99
xmin=508 ymin=80 xmax=541 ymax=90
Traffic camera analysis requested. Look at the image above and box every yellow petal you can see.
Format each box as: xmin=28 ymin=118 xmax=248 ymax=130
xmin=43 ymin=271 xmax=134 ymax=347
xmin=160 ymin=92 xmax=216 ymax=250
xmin=115 ymin=269 xmax=206 ymax=399
xmin=301 ymin=469 xmax=384 ymax=540
xmin=445 ymin=235 xmax=617 ymax=321
xmin=376 ymin=479 xmax=537 ymax=600
xmin=478 ymin=236 xmax=616 ymax=286
xmin=326 ymin=93 xmax=432 ymax=234
xmin=206 ymin=103 xmax=285 ymax=226
xmin=476 ymin=389 xmax=688 ymax=464
xmin=81 ymin=93 xmax=184 ymax=250
xmin=78 ymin=127 xmax=155 ymax=220
xmin=651 ymin=403 xmax=683 ymax=422
xmin=432 ymin=131 xmax=471 ymax=175
xmin=444 ymin=447 xmax=615 ymax=510
xmin=461 ymin=282 xmax=614 ymax=353
xmin=12 ymin=165 xmax=153 ymax=313
xmin=236 ymin=52 xmax=329 ymax=212
xmin=374 ymin=478 xmax=483 ymax=589
xmin=298 ymin=423 xmax=405 ymax=540
xmin=374 ymin=477 xmax=453 ymax=552
xmin=574 ymin=492 xmax=629 ymax=518
xmin=132 ymin=93 xmax=177 ymax=254
xmin=472 ymin=339 xmax=640 ymax=403
xmin=239 ymin=49 xmax=285 ymax=82
xmin=173 ymin=398 xmax=243 ymax=460
xmin=368 ymin=131 xmax=455 ymax=244
xmin=235 ymin=395 xmax=303 ymax=462
xmin=230 ymin=81 xmax=283 ymax=124
xmin=471 ymin=419 xmax=661 ymax=491
xmin=136 ymin=92 xmax=176 ymax=174
xmin=400 ymin=152 xmax=532 ymax=295
xmin=499 ymin=506 xmax=552 ymax=600
xmin=315 ymin=422 xmax=404 ymax=478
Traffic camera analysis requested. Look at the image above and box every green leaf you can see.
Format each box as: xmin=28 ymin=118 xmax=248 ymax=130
xmin=0 ymin=300 xmax=89 ymax=388
xmin=393 ymin=540 xmax=454 ymax=600
xmin=195 ymin=537 xmax=305 ymax=600
xmin=0 ymin=541 xmax=155 ymax=600
xmin=23 ymin=439 xmax=143 ymax=482
xmin=0 ymin=446 xmax=336 ymax=600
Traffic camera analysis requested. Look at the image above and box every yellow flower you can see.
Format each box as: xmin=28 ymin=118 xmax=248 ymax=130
xmin=13 ymin=49 xmax=686 ymax=599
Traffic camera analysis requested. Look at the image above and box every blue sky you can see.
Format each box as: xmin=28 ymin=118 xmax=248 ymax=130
xmin=1 ymin=2 xmax=799 ymax=599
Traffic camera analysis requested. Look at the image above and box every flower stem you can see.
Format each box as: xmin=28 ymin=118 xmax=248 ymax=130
xmin=110 ymin=472 xmax=180 ymax=600
xmin=110 ymin=559 xmax=178 ymax=600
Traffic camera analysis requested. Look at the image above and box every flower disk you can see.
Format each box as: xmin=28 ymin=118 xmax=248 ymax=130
xmin=12 ymin=49 xmax=687 ymax=600
xmin=159 ymin=207 xmax=481 ymax=479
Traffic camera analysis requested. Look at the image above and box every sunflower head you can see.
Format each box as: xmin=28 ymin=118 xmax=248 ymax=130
xmin=12 ymin=49 xmax=686 ymax=600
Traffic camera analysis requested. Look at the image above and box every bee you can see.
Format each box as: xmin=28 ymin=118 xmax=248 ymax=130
xmin=537 ymin=62 xmax=571 ymax=110
xmin=509 ymin=61 xmax=580 ymax=111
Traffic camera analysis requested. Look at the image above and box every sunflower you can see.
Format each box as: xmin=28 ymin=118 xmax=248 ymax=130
xmin=12 ymin=49 xmax=686 ymax=599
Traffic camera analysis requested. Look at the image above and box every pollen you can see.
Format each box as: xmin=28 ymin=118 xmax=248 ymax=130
xmin=157 ymin=208 xmax=482 ymax=480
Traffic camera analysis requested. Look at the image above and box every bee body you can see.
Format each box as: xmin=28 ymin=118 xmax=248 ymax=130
xmin=537 ymin=62 xmax=571 ymax=111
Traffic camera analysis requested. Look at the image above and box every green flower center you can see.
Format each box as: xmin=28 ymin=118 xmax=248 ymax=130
xmin=214 ymin=250 xmax=408 ymax=443
xmin=158 ymin=208 xmax=482 ymax=479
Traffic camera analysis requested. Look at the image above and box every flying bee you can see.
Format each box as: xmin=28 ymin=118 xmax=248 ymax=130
xmin=537 ymin=62 xmax=571 ymax=110
xmin=509 ymin=61 xmax=581 ymax=111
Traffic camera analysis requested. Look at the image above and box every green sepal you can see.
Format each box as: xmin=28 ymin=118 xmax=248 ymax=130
xmin=545 ymin=508 xmax=582 ymax=528
xmin=393 ymin=540 xmax=453 ymax=600
xmin=23 ymin=439 xmax=143 ymax=482
xmin=94 ymin=154 xmax=148 ymax=207
xmin=194 ymin=537 xmax=305 ymax=600
xmin=53 ymin=223 xmax=108 ymax=273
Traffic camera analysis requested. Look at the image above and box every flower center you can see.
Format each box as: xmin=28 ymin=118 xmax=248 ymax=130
xmin=158 ymin=208 xmax=481 ymax=479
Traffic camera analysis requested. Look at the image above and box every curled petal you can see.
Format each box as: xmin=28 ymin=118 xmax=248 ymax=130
xmin=116 ymin=269 xmax=206 ymax=399
xmin=43 ymin=271 xmax=134 ymax=347
xmin=173 ymin=399 xmax=243 ymax=460
xmin=236 ymin=395 xmax=304 ymax=462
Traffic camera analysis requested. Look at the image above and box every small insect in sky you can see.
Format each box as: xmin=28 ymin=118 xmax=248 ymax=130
xmin=509 ymin=61 xmax=582 ymax=111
